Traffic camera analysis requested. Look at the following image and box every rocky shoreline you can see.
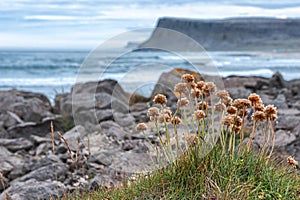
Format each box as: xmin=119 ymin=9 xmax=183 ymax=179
xmin=0 ymin=69 xmax=299 ymax=199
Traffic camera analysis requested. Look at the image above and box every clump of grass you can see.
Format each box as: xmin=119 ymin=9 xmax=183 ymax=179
xmin=68 ymin=73 xmax=300 ymax=199
xmin=76 ymin=146 xmax=300 ymax=199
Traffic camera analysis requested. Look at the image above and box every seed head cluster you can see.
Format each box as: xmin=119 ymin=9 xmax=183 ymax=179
xmin=287 ymin=156 xmax=298 ymax=168
xmin=194 ymin=110 xmax=206 ymax=121
xmin=174 ymin=83 xmax=188 ymax=94
xmin=171 ymin=116 xmax=182 ymax=125
xmin=136 ymin=123 xmax=147 ymax=132
xmin=181 ymin=74 xmax=194 ymax=84
xmin=153 ymin=94 xmax=167 ymax=105
xmin=177 ymin=97 xmax=189 ymax=107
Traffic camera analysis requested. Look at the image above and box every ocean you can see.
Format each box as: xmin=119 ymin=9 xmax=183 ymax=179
xmin=1 ymin=50 xmax=300 ymax=103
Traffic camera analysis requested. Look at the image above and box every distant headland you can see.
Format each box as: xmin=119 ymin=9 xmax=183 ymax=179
xmin=140 ymin=17 xmax=300 ymax=51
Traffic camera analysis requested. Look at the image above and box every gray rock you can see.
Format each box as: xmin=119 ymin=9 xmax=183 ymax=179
xmin=75 ymin=110 xmax=98 ymax=128
xmin=131 ymin=111 xmax=148 ymax=123
xmin=0 ymin=146 xmax=24 ymax=175
xmin=91 ymin=151 xmax=114 ymax=166
xmin=55 ymin=79 xmax=129 ymax=116
xmin=96 ymin=109 xmax=113 ymax=122
xmin=122 ymin=141 xmax=135 ymax=151
xmin=227 ymin=87 xmax=251 ymax=99
xmin=15 ymin=163 xmax=67 ymax=183
xmin=0 ymin=138 xmax=33 ymax=152
xmin=113 ymin=112 xmax=135 ymax=127
xmin=63 ymin=125 xmax=86 ymax=151
xmin=113 ymin=152 xmax=154 ymax=173
xmin=99 ymin=120 xmax=120 ymax=130
xmin=6 ymin=118 xmax=62 ymax=140
xmin=269 ymin=72 xmax=287 ymax=89
xmin=274 ymin=130 xmax=297 ymax=147
xmin=27 ymin=155 xmax=61 ymax=171
xmin=106 ymin=126 xmax=129 ymax=140
xmin=0 ymin=179 xmax=65 ymax=200
xmin=276 ymin=115 xmax=300 ymax=130
xmin=89 ymin=174 xmax=115 ymax=190
xmin=0 ymin=112 xmax=19 ymax=129
xmin=35 ymin=143 xmax=51 ymax=155
xmin=30 ymin=135 xmax=52 ymax=144
xmin=273 ymin=94 xmax=288 ymax=109
xmin=130 ymin=103 xmax=148 ymax=112
xmin=95 ymin=93 xmax=113 ymax=110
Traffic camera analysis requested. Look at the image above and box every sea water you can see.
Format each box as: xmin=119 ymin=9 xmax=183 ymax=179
xmin=0 ymin=50 xmax=300 ymax=103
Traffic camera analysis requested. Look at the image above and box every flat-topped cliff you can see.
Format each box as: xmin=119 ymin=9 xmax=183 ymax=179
xmin=140 ymin=17 xmax=300 ymax=51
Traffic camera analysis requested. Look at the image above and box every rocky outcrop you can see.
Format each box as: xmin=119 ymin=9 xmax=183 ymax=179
xmin=0 ymin=70 xmax=299 ymax=199
xmin=140 ymin=17 xmax=300 ymax=51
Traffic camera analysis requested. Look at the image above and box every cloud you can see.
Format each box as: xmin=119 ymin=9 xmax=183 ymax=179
xmin=1 ymin=0 xmax=300 ymax=49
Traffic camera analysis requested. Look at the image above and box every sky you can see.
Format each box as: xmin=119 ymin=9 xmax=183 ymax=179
xmin=1 ymin=0 xmax=300 ymax=50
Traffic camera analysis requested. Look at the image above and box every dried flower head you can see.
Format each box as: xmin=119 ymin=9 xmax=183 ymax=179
xmin=177 ymin=97 xmax=189 ymax=107
xmin=197 ymin=101 xmax=208 ymax=110
xmin=287 ymin=156 xmax=298 ymax=168
xmin=190 ymin=88 xmax=202 ymax=98
xmin=254 ymin=103 xmax=265 ymax=112
xmin=194 ymin=110 xmax=206 ymax=121
xmin=196 ymin=81 xmax=206 ymax=90
xmin=223 ymin=115 xmax=234 ymax=127
xmin=186 ymin=134 xmax=198 ymax=147
xmin=206 ymin=82 xmax=217 ymax=93
xmin=181 ymin=74 xmax=195 ymax=83
xmin=214 ymin=102 xmax=226 ymax=112
xmin=238 ymin=109 xmax=250 ymax=118
xmin=252 ymin=111 xmax=266 ymax=122
xmin=264 ymin=105 xmax=277 ymax=117
xmin=234 ymin=116 xmax=243 ymax=127
xmin=171 ymin=116 xmax=181 ymax=125
xmin=201 ymin=83 xmax=210 ymax=95
xmin=153 ymin=94 xmax=167 ymax=105
xmin=227 ymin=106 xmax=238 ymax=115
xmin=157 ymin=114 xmax=171 ymax=123
xmin=233 ymin=125 xmax=242 ymax=134
xmin=222 ymin=96 xmax=233 ymax=107
xmin=190 ymin=82 xmax=196 ymax=89
xmin=233 ymin=99 xmax=251 ymax=109
xmin=157 ymin=109 xmax=172 ymax=123
xmin=248 ymin=93 xmax=262 ymax=106
xmin=216 ymin=90 xmax=229 ymax=100
xmin=163 ymin=108 xmax=172 ymax=118
xmin=136 ymin=123 xmax=147 ymax=132
xmin=174 ymin=83 xmax=189 ymax=94
xmin=269 ymin=114 xmax=278 ymax=121
xmin=147 ymin=107 xmax=159 ymax=120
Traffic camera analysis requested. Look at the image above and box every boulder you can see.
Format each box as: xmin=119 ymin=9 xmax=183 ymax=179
xmin=227 ymin=87 xmax=251 ymax=99
xmin=0 ymin=179 xmax=65 ymax=200
xmin=269 ymin=72 xmax=287 ymax=89
xmin=6 ymin=118 xmax=62 ymax=140
xmin=63 ymin=125 xmax=86 ymax=151
xmin=15 ymin=163 xmax=67 ymax=183
xmin=99 ymin=120 xmax=121 ymax=130
xmin=113 ymin=112 xmax=135 ymax=127
xmin=0 ymin=138 xmax=33 ymax=152
xmin=0 ymin=90 xmax=53 ymax=124
xmin=0 ymin=146 xmax=24 ymax=176
xmin=96 ymin=109 xmax=113 ymax=122
xmin=55 ymin=79 xmax=129 ymax=116
xmin=106 ymin=126 xmax=129 ymax=140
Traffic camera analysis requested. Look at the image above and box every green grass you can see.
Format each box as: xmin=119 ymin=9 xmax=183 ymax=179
xmin=70 ymin=145 xmax=300 ymax=200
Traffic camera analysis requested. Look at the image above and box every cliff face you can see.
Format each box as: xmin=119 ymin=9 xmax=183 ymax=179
xmin=140 ymin=17 xmax=300 ymax=51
